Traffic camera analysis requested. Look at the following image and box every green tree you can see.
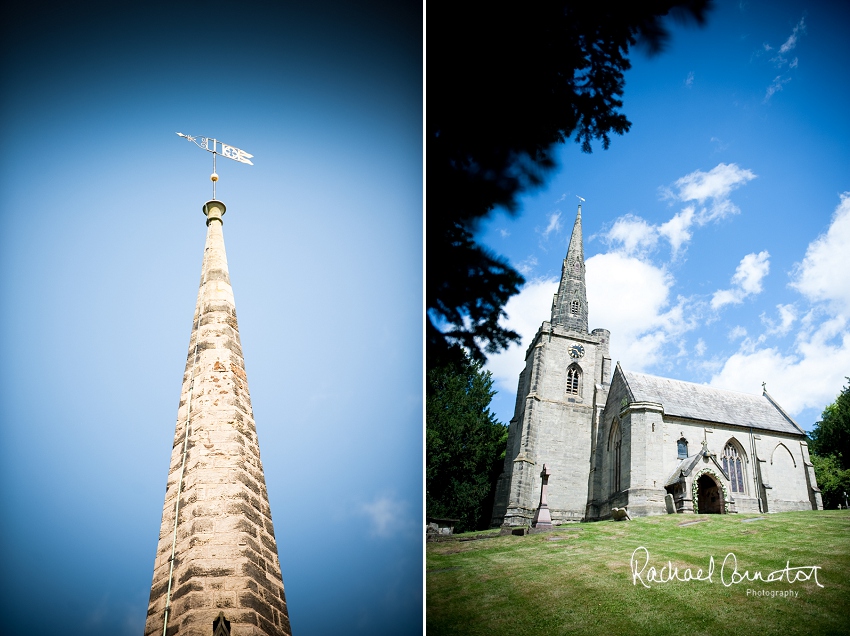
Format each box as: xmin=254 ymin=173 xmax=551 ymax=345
xmin=810 ymin=454 xmax=850 ymax=510
xmin=427 ymin=348 xmax=507 ymax=532
xmin=427 ymin=1 xmax=712 ymax=365
xmin=809 ymin=379 xmax=850 ymax=508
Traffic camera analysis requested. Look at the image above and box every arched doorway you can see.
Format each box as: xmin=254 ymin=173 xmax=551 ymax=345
xmin=696 ymin=474 xmax=723 ymax=514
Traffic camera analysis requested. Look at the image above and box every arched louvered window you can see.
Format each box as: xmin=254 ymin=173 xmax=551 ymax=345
xmin=677 ymin=438 xmax=688 ymax=459
xmin=722 ymin=442 xmax=746 ymax=494
xmin=609 ymin=420 xmax=622 ymax=494
xmin=570 ymin=299 xmax=580 ymax=315
xmin=566 ymin=364 xmax=581 ymax=395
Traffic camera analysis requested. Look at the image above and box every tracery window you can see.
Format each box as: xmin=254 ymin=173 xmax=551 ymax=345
xmin=566 ymin=364 xmax=581 ymax=395
xmin=677 ymin=438 xmax=688 ymax=459
xmin=570 ymin=299 xmax=580 ymax=315
xmin=722 ymin=442 xmax=746 ymax=493
xmin=610 ymin=420 xmax=622 ymax=494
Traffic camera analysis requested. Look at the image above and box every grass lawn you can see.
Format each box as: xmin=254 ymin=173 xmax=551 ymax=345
xmin=426 ymin=510 xmax=850 ymax=636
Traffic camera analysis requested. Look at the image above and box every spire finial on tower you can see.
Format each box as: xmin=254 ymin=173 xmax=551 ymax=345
xmin=176 ymin=132 xmax=254 ymax=200
xmin=550 ymin=201 xmax=589 ymax=333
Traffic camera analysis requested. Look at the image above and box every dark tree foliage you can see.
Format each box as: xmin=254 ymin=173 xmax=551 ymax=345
xmin=810 ymin=454 xmax=850 ymax=510
xmin=809 ymin=379 xmax=850 ymax=508
xmin=427 ymin=347 xmax=508 ymax=532
xmin=809 ymin=379 xmax=850 ymax=468
xmin=428 ymin=0 xmax=712 ymax=366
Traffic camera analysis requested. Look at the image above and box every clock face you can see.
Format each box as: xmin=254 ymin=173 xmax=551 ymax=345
xmin=569 ymin=343 xmax=585 ymax=359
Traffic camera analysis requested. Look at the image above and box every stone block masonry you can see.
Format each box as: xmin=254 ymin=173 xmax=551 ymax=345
xmin=146 ymin=200 xmax=291 ymax=636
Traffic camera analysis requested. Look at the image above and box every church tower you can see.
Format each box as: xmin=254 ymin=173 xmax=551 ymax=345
xmin=146 ymin=199 xmax=291 ymax=636
xmin=491 ymin=205 xmax=611 ymax=526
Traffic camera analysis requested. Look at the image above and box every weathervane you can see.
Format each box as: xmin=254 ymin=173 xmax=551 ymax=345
xmin=176 ymin=133 xmax=253 ymax=199
xmin=576 ymin=195 xmax=586 ymax=204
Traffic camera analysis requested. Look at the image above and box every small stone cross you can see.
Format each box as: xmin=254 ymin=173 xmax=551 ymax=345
xmin=532 ymin=464 xmax=553 ymax=529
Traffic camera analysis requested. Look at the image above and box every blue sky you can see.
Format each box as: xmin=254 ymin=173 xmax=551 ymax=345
xmin=479 ymin=0 xmax=850 ymax=433
xmin=0 ymin=2 xmax=421 ymax=635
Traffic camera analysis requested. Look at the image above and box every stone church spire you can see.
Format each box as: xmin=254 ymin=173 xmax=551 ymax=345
xmin=146 ymin=200 xmax=291 ymax=636
xmin=551 ymin=204 xmax=589 ymax=333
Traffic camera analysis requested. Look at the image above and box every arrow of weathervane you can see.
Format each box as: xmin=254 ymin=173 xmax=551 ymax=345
xmin=176 ymin=132 xmax=254 ymax=165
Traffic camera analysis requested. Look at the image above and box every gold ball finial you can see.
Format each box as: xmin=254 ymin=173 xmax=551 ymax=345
xmin=211 ymin=172 xmax=219 ymax=182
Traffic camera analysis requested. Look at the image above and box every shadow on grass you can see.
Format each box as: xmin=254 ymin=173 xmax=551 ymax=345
xmin=426 ymin=511 xmax=850 ymax=636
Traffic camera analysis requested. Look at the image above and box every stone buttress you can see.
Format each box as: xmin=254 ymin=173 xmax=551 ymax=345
xmin=146 ymin=200 xmax=291 ymax=636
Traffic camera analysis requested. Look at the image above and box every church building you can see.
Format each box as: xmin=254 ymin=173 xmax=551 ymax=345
xmin=491 ymin=205 xmax=822 ymax=525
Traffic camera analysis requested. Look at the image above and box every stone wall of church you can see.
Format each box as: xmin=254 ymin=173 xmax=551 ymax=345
xmin=592 ymin=416 xmax=818 ymax=518
xmin=662 ymin=421 xmax=816 ymax=514
xmin=586 ymin=372 xmax=632 ymax=519
xmin=588 ymin=372 xmax=819 ymax=519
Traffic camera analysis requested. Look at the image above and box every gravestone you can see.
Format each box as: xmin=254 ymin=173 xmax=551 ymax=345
xmin=665 ymin=493 xmax=676 ymax=514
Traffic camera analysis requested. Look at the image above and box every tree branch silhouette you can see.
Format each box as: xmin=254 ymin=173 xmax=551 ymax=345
xmin=428 ymin=1 xmax=712 ymax=365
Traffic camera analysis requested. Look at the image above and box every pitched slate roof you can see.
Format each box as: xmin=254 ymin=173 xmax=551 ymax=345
xmin=621 ymin=369 xmax=805 ymax=436
xmin=664 ymin=453 xmax=730 ymax=486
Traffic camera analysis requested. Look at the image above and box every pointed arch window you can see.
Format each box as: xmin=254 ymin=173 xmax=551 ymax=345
xmin=570 ymin=299 xmax=580 ymax=315
xmin=213 ymin=612 xmax=231 ymax=636
xmin=677 ymin=438 xmax=689 ymax=459
xmin=566 ymin=364 xmax=581 ymax=395
xmin=609 ymin=420 xmax=622 ymax=494
xmin=722 ymin=442 xmax=746 ymax=494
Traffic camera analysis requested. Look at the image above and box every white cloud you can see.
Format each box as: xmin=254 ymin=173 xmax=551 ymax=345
xmin=586 ymin=253 xmax=695 ymax=370
xmin=762 ymin=303 xmax=797 ymax=335
xmin=790 ymin=192 xmax=850 ymax=315
xmin=361 ymin=496 xmax=398 ymax=537
xmin=542 ymin=211 xmax=562 ymax=238
xmin=658 ymin=206 xmax=695 ymax=257
xmin=769 ymin=17 xmax=806 ymax=67
xmin=710 ymin=193 xmax=850 ymax=419
xmin=603 ymin=214 xmax=658 ymax=256
xmin=599 ymin=164 xmax=754 ymax=260
xmin=485 ymin=277 xmax=559 ymax=391
xmin=499 ymin=228 xmax=510 ymax=238
xmin=516 ymin=255 xmax=539 ymax=276
xmin=710 ymin=136 xmax=730 ymax=152
xmin=764 ymin=75 xmax=791 ymax=101
xmin=486 ymin=254 xmax=697 ymax=389
xmin=667 ymin=163 xmax=757 ymax=223
xmin=600 ymin=206 xmax=695 ymax=259
xmin=729 ymin=325 xmax=748 ymax=340
xmin=779 ymin=17 xmax=805 ymax=55
xmin=735 ymin=250 xmax=771 ymax=294
xmin=695 ymin=339 xmax=707 ymax=356
xmin=685 ymin=71 xmax=694 ymax=87
xmin=711 ymin=250 xmax=770 ymax=309
xmin=762 ymin=17 xmax=805 ymax=101
xmin=710 ymin=315 xmax=850 ymax=416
